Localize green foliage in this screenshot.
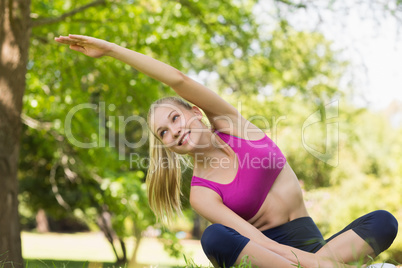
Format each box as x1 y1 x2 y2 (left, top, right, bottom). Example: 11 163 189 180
183 254 251 268
160 231 183 258
23 260 126 268
21 0 402 265
24 0 271 263
304 108 402 262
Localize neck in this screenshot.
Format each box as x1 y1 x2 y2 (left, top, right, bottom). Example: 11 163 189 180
189 131 233 171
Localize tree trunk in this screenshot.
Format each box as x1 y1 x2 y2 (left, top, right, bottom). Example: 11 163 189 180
128 225 142 268
35 209 49 233
0 0 31 266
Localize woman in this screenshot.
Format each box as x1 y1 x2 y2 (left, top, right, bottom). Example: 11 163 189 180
55 34 398 267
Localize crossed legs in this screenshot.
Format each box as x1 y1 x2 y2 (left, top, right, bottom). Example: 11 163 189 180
315 229 374 263
201 210 398 267
316 210 398 263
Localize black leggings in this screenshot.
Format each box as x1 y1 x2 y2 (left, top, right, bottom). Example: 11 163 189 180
200 210 398 267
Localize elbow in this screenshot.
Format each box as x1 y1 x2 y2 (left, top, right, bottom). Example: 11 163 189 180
169 70 187 89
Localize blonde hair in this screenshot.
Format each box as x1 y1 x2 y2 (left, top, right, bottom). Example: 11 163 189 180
146 97 192 223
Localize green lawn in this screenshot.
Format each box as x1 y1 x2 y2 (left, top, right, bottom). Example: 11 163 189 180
21 232 210 267
24 260 107 268
19 232 402 268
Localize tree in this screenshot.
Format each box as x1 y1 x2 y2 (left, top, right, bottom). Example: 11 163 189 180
2 1 346 266
0 0 31 266
20 0 263 264
4 0 401 266
0 0 105 266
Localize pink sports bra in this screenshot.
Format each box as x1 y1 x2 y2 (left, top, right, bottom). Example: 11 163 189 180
191 130 287 221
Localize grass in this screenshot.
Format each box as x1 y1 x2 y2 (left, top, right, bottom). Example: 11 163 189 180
0 255 400 268
183 255 250 268
23 260 122 268
182 255 402 268
182 253 402 268
2 253 268 268
0 232 398 267
21 231 208 267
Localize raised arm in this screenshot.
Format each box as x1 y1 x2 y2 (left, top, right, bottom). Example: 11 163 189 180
190 186 352 268
55 35 239 122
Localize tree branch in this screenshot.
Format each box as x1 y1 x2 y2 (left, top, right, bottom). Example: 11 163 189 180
274 0 307 9
49 160 71 211
21 113 53 130
30 0 106 28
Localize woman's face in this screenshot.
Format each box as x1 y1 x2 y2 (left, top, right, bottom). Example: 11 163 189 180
150 103 206 154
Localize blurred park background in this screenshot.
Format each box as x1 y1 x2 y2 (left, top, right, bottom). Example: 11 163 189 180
1 0 402 267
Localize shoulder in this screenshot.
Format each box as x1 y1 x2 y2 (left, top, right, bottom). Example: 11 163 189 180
211 116 266 141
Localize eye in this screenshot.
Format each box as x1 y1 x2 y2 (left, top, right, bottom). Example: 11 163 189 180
173 115 179 122
160 130 166 138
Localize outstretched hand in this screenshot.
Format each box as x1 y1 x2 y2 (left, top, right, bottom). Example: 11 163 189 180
54 34 114 58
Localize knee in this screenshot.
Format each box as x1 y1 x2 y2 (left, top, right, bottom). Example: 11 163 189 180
372 210 398 239
201 224 228 255
369 210 398 253
200 223 249 265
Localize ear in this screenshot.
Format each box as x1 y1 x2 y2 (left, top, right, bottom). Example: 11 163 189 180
191 106 203 120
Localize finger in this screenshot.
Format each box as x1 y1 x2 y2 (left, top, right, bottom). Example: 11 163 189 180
54 36 68 42
55 36 76 44
69 44 86 53
55 39 74 45
54 37 63 43
68 34 90 43
68 34 85 39
56 37 87 48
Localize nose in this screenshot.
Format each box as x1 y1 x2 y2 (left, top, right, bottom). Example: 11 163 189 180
172 127 181 138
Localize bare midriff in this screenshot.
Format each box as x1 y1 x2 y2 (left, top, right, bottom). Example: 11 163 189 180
248 162 309 231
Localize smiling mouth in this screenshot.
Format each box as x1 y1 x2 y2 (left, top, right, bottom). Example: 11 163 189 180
178 131 191 146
